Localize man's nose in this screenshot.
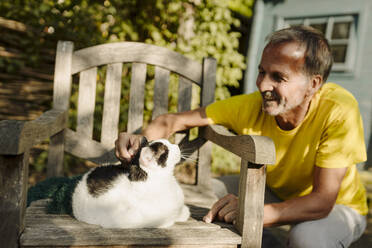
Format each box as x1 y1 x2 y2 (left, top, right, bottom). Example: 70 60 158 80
256 74 274 92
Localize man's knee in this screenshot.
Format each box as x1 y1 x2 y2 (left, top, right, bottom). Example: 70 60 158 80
288 221 335 248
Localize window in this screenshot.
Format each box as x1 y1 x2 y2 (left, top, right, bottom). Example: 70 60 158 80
279 15 357 72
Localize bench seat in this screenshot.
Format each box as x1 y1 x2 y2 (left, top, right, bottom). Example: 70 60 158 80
21 191 242 247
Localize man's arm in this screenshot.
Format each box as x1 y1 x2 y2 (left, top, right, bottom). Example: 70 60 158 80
143 107 210 140
204 166 347 226
115 107 210 161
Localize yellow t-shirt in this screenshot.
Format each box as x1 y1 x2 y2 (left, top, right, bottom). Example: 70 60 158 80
206 83 368 215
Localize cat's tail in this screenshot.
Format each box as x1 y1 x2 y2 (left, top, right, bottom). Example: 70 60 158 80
27 175 82 215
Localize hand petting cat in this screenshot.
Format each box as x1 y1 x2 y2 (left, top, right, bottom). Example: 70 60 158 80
115 133 145 162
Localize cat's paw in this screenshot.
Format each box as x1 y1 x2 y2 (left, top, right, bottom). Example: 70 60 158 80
177 205 190 222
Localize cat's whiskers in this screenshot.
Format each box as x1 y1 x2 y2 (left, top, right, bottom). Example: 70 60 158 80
180 153 197 163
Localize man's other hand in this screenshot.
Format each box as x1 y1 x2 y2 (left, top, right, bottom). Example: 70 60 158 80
203 194 238 224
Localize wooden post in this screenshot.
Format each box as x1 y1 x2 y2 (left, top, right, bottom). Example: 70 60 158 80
0 152 30 248
47 41 74 177
235 160 266 248
196 57 217 188
47 130 65 178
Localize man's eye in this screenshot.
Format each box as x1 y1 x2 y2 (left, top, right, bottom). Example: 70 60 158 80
273 74 284 82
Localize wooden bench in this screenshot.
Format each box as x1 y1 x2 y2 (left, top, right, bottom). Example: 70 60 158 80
0 41 275 248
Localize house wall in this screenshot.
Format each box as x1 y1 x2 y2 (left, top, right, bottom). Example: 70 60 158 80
244 0 372 165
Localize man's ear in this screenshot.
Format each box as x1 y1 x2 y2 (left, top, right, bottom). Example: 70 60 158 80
309 74 322 94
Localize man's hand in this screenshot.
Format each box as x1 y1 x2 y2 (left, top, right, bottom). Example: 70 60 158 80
115 132 144 162
203 194 238 224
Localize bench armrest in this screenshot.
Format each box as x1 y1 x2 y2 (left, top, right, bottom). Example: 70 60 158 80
200 125 275 165
0 109 68 155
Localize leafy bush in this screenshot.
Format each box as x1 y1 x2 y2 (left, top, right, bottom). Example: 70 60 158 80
1 0 253 176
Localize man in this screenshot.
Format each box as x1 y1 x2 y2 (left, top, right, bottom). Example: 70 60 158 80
115 26 367 247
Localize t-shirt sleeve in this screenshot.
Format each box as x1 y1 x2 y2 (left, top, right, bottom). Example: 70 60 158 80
316 101 367 168
205 92 261 134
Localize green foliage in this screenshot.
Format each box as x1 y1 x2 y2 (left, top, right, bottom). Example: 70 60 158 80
211 145 241 176
0 0 252 175
228 0 255 17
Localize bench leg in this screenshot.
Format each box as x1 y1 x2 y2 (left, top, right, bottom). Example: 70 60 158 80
0 152 29 248
235 160 266 248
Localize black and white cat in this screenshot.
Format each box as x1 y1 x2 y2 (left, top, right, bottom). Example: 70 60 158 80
72 139 190 228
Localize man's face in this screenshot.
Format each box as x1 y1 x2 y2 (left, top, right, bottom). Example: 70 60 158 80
256 42 312 116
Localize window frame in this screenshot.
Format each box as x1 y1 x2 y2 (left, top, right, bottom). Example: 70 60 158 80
277 15 357 73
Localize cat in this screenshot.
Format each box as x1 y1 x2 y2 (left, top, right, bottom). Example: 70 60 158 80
71 138 190 228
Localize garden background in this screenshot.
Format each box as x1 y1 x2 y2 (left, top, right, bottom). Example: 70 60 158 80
0 0 255 184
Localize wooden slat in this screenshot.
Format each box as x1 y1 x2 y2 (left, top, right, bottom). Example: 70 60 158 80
52 41 74 110
193 57 217 189
175 76 193 146
200 57 216 107
76 67 97 138
0 151 29 248
152 66 170 120
196 142 213 188
178 76 192 113
0 109 68 155
65 129 118 165
21 200 241 247
235 162 266 248
101 63 123 146
47 130 65 177
48 41 73 178
71 42 203 85
21 227 240 247
22 244 236 248
127 63 146 134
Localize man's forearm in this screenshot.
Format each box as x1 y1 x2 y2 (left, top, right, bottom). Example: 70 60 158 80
263 192 334 227
142 107 210 141
142 114 177 140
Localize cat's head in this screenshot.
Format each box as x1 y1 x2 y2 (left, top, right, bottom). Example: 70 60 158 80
138 139 181 173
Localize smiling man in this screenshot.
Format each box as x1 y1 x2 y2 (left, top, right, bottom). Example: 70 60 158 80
115 26 368 248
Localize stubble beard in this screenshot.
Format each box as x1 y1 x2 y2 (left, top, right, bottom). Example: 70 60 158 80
261 91 304 116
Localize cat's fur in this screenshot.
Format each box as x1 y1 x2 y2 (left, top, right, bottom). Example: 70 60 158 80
72 139 190 228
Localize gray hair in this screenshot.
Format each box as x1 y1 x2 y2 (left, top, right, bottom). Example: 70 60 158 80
266 26 333 83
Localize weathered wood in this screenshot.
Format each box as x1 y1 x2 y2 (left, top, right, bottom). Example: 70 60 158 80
48 41 73 178
175 76 193 146
201 125 276 165
196 142 213 188
52 41 74 110
152 66 170 119
178 76 193 113
21 228 240 247
193 57 217 189
181 184 218 209
64 129 118 165
0 109 68 155
76 67 97 138
101 63 123 146
200 57 216 107
0 151 29 248
235 161 266 248
127 63 146 134
21 199 240 247
47 130 65 177
22 245 236 248
71 42 202 85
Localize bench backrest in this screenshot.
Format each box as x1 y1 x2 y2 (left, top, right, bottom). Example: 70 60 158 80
47 41 216 188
